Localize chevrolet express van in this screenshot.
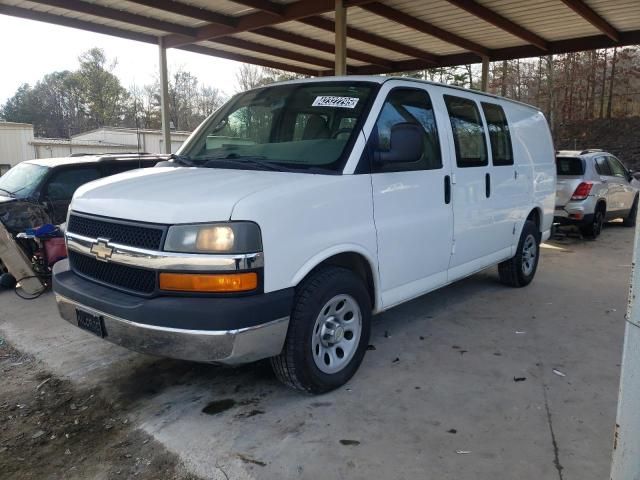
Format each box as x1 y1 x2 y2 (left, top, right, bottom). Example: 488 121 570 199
53 77 555 393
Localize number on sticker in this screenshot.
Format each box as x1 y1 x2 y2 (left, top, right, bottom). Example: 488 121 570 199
312 96 359 109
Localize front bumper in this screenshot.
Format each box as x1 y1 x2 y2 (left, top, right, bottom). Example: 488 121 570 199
52 260 293 364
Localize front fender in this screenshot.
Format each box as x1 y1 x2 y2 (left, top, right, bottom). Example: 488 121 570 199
290 243 381 310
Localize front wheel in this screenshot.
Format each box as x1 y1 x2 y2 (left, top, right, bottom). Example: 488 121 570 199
498 220 540 288
270 266 371 394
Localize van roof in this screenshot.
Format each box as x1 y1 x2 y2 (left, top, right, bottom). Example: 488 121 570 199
245 75 542 113
24 153 169 169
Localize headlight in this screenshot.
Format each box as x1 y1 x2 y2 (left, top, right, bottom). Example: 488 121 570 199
164 222 262 254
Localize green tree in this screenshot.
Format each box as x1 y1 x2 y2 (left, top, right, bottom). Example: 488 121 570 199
76 48 129 128
0 84 36 124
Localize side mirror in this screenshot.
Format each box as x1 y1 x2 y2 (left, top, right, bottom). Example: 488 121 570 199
374 123 423 164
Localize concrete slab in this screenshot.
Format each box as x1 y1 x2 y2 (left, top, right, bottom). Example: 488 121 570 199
0 224 632 480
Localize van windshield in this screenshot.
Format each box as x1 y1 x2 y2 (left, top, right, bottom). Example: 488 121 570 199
179 82 377 173
556 157 585 176
0 163 49 198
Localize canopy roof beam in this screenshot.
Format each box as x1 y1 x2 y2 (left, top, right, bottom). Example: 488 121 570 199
360 2 489 57
211 36 336 69
120 0 237 28
559 0 620 42
299 16 438 64
443 0 549 51
254 27 393 68
164 0 377 48
27 0 198 38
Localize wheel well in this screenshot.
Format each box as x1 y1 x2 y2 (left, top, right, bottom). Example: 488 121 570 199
313 252 376 308
527 208 541 232
596 199 607 213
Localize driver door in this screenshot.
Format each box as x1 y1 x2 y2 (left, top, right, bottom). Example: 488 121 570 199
369 85 454 308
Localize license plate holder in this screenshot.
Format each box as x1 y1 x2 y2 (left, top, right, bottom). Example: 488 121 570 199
76 309 106 338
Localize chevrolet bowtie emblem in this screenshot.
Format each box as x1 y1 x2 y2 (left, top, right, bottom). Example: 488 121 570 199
90 239 114 262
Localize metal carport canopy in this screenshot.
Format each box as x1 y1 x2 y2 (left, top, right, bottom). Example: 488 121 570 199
1 0 639 77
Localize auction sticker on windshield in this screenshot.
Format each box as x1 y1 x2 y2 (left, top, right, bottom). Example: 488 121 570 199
312 96 359 108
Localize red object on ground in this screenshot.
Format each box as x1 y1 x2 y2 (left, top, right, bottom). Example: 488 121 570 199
43 237 67 267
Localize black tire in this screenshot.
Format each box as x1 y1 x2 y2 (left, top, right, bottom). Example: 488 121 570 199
270 266 371 394
623 196 638 227
498 220 540 288
580 206 605 239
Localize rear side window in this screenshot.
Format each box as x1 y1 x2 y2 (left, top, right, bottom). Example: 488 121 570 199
444 95 488 168
556 157 585 176
594 156 612 175
45 167 101 201
372 88 442 172
481 102 513 166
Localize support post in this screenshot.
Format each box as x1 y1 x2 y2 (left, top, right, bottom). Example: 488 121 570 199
611 220 640 479
334 0 347 76
158 36 171 154
481 55 490 92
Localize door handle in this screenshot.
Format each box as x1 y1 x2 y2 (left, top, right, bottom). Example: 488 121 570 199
444 175 451 204
485 173 491 198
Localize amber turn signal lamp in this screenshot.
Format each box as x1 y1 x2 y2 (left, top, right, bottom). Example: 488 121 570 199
159 272 258 293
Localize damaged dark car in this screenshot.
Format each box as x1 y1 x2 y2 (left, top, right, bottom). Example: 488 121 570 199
0 154 165 233
0 154 165 275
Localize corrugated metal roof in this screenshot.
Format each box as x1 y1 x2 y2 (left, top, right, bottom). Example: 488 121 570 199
1 0 639 76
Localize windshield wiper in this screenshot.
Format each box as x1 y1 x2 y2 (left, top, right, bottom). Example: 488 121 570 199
0 187 15 197
169 153 198 167
201 155 295 172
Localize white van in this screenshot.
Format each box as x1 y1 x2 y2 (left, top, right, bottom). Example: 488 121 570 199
53 77 555 393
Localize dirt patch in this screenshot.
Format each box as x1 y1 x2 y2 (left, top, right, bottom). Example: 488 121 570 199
0 338 200 480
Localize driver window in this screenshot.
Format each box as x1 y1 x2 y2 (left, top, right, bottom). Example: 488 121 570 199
608 156 627 178
372 88 442 173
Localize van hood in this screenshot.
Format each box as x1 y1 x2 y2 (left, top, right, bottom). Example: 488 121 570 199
71 167 330 224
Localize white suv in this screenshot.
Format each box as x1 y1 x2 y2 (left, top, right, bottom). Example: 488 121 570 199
555 150 639 238
52 77 555 393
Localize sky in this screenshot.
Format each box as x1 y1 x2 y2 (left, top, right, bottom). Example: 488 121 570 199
0 15 242 105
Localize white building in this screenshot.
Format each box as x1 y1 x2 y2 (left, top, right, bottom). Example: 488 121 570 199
0 122 35 175
72 127 191 155
0 123 190 173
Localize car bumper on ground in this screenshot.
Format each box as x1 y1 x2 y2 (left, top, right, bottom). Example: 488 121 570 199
554 197 598 226
554 207 594 226
52 259 293 364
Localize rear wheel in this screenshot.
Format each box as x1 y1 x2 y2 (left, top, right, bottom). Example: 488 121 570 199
270 266 371 394
581 207 604 239
498 220 540 288
623 196 638 227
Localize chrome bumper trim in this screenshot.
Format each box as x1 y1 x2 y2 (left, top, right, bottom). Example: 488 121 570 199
55 294 288 364
65 232 263 271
